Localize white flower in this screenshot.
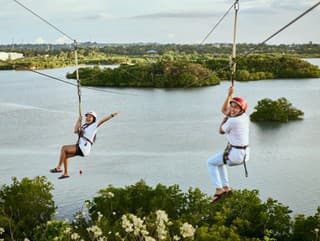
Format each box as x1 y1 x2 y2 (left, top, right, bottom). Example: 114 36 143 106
64 227 71 234
24 239 30 241
84 201 90 208
112 211 116 215
121 215 133 233
156 210 169 223
71 233 80 240
315 228 319 233
97 211 103 221
0 227 4 235
87 225 103 238
180 222 195 238
173 235 181 241
97 237 108 241
106 192 114 198
155 210 169 240
145 236 156 241
121 214 148 237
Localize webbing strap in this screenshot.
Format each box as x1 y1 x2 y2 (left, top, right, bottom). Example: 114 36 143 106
74 40 82 124
230 0 239 87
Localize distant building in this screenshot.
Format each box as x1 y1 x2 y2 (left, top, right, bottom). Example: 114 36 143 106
146 50 158 54
0 52 24 61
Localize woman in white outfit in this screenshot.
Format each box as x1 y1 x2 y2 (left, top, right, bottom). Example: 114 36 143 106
50 111 120 179
207 86 250 202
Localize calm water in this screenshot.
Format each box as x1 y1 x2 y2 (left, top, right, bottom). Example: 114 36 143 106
0 59 319 219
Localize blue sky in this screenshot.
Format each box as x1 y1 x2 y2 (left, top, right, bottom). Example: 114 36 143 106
1 0 319 44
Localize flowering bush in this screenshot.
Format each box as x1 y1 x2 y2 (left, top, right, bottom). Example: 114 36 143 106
1 178 320 241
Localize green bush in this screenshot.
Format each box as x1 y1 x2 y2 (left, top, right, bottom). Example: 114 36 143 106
0 178 319 240
67 61 220 88
0 176 56 240
250 97 304 122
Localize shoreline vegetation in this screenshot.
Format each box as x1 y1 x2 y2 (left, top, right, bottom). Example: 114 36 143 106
66 55 320 88
0 177 319 241
1 43 320 88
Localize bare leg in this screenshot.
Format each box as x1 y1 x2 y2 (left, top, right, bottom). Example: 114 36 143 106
56 144 77 176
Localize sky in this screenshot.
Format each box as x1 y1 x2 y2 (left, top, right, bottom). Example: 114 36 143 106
1 0 319 45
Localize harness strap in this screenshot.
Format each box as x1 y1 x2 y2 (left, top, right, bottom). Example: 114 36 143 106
81 136 93 145
223 143 249 177
231 144 248 149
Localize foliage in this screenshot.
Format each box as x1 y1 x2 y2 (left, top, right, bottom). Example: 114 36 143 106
0 176 56 240
32 220 72 241
2 43 320 57
291 207 320 241
204 55 320 81
0 178 319 241
66 61 220 88
250 97 304 122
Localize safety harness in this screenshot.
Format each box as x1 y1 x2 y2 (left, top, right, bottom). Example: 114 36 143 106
223 143 248 177
77 123 94 145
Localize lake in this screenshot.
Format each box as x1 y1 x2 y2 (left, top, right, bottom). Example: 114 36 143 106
0 59 319 219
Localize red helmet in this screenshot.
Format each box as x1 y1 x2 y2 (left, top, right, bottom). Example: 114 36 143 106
230 97 248 112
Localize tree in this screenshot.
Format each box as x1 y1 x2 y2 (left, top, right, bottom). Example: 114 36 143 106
250 97 304 122
0 176 56 240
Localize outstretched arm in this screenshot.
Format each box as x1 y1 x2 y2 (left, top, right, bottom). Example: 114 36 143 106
221 86 234 116
73 116 82 134
97 112 120 128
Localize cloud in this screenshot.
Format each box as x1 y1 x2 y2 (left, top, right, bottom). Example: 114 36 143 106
35 37 46 44
130 10 221 20
55 36 70 44
85 13 114 21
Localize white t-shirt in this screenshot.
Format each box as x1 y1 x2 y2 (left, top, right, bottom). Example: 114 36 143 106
78 122 99 156
221 113 250 165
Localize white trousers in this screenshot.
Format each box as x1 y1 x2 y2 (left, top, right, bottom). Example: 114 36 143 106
207 152 229 189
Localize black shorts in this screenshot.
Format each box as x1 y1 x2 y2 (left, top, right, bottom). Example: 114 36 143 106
75 144 84 157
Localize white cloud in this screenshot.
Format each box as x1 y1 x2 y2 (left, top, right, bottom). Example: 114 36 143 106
131 10 220 19
55 36 70 44
85 13 114 21
35 37 46 44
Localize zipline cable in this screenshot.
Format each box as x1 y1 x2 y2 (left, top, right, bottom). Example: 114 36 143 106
235 0 320 63
12 0 75 42
12 0 86 119
74 40 82 122
28 69 138 96
200 1 235 45
200 0 320 83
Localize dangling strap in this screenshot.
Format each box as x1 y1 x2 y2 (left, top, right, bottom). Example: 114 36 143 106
243 154 248 178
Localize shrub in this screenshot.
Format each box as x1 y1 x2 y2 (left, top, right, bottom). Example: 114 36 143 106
250 97 304 122
0 176 56 240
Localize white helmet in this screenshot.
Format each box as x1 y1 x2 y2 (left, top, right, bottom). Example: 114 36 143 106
85 111 97 119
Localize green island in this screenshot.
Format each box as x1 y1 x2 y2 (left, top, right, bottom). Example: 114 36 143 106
1 177 319 241
250 97 304 122
1 43 320 88
65 55 320 88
